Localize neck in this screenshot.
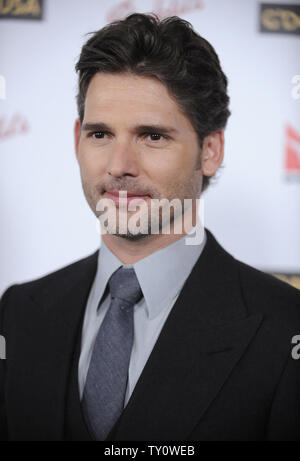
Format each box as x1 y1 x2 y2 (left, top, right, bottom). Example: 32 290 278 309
102 232 185 265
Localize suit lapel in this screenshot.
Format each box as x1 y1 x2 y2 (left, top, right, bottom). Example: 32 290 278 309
107 230 264 440
9 251 99 440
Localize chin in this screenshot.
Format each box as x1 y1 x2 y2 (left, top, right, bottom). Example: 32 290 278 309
113 232 149 242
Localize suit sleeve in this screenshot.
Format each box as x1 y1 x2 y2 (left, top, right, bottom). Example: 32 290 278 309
0 286 15 441
265 346 300 441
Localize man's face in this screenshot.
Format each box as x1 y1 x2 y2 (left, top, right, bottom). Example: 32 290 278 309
75 72 203 239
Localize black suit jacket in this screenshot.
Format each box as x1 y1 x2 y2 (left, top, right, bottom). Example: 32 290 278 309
1 229 300 441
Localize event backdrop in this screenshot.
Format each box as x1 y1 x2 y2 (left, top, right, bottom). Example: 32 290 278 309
0 0 299 295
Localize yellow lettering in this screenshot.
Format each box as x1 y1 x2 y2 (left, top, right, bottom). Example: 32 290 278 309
14 0 41 16
0 0 15 15
0 0 41 16
280 10 300 31
275 274 300 290
262 8 300 32
29 0 41 15
261 9 281 31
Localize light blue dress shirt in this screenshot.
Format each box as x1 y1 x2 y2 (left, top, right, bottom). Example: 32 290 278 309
78 228 207 407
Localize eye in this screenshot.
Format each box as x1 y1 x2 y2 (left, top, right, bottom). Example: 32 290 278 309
145 133 168 142
90 131 107 139
149 133 162 141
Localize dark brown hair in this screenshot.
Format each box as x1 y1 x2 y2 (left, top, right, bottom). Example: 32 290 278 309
75 13 230 191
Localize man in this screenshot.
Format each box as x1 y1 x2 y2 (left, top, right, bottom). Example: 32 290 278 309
1 13 300 441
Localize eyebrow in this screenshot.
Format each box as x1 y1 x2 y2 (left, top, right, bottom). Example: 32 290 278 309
81 122 178 136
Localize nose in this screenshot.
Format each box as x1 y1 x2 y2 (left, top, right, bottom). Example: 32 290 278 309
106 140 139 178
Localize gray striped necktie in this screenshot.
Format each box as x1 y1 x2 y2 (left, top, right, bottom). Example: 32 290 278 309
82 266 143 441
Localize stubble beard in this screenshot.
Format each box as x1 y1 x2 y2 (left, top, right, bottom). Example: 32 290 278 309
81 169 202 241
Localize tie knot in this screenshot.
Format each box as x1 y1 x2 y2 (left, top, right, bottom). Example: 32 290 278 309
108 267 143 306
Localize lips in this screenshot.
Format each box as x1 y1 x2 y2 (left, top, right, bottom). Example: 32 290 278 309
103 189 150 205
106 189 148 197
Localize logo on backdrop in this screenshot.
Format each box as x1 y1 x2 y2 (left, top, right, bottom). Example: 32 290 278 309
284 125 300 180
292 75 300 100
0 74 5 100
106 0 204 22
274 274 300 290
0 114 30 141
259 3 300 35
0 0 43 20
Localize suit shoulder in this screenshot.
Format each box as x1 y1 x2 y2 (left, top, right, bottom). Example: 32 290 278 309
205 229 300 306
1 250 99 300
235 258 300 318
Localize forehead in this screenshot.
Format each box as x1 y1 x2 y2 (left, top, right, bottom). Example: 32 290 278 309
84 72 188 127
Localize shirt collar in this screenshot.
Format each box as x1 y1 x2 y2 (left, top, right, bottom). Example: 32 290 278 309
93 226 207 320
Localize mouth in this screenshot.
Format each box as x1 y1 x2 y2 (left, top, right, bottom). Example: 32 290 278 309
103 189 151 206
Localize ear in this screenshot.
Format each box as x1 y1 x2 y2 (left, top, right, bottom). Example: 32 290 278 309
201 130 224 177
74 118 81 161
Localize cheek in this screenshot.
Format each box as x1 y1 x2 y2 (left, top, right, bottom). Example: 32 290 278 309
78 143 107 178
143 148 196 184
